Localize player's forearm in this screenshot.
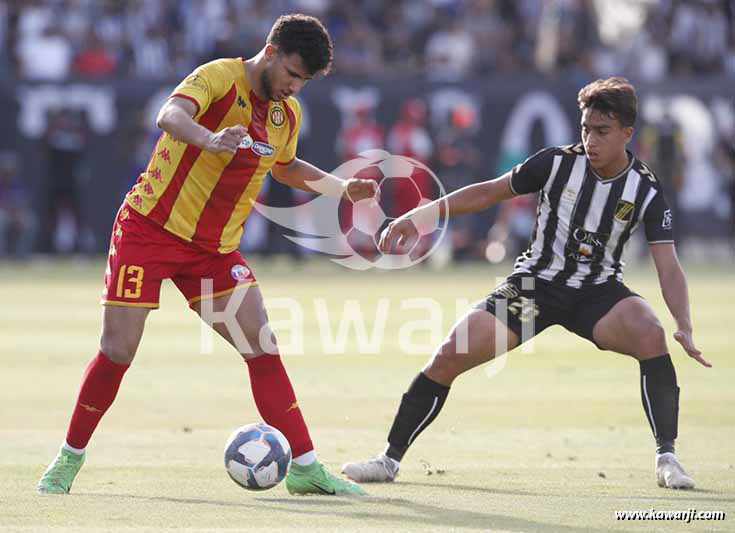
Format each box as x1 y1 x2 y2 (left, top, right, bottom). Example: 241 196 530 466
156 106 213 150
659 266 693 331
415 176 512 220
272 158 346 195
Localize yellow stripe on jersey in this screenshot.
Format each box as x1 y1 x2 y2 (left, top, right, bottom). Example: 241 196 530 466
164 99 255 241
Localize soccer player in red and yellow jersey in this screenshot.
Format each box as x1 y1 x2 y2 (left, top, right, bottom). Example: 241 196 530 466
38 15 376 496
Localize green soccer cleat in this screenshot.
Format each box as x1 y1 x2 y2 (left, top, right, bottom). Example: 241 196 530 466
37 448 85 494
286 461 368 496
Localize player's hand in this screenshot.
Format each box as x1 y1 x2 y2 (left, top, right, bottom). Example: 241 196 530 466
346 178 380 203
206 125 248 154
673 329 711 367
379 218 418 254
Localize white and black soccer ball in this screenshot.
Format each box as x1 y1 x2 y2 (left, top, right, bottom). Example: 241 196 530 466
224 423 291 491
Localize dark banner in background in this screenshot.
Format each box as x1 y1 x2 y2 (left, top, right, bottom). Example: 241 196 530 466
0 77 732 253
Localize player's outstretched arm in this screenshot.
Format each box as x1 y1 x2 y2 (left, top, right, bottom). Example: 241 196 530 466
379 174 514 253
156 97 248 154
271 157 378 202
650 243 711 368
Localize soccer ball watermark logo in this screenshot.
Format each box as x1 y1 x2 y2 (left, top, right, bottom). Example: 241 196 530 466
254 150 448 270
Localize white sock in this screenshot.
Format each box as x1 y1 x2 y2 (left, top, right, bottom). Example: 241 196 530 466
62 442 85 455
292 450 317 466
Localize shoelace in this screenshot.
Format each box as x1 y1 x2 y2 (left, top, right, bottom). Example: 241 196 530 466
376 456 396 475
42 456 79 487
322 465 356 487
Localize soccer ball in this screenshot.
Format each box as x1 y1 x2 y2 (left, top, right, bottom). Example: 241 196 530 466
337 150 447 269
224 423 291 491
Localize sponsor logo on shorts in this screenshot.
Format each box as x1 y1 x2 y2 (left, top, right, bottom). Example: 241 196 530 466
492 282 520 300
251 141 275 157
230 264 251 281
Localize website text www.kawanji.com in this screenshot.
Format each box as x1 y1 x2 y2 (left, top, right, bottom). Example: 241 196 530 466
615 509 726 523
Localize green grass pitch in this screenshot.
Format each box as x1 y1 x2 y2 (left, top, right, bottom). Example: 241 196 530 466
1 258 733 532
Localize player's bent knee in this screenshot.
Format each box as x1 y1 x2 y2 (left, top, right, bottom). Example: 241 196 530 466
99 340 137 365
425 342 464 383
100 331 139 365
630 318 667 358
643 322 667 355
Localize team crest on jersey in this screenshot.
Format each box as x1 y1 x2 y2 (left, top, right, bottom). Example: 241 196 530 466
230 264 251 281
614 200 634 223
251 141 275 157
238 134 253 149
270 106 286 128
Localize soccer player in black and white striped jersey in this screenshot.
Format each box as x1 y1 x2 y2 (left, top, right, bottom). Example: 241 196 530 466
342 77 711 489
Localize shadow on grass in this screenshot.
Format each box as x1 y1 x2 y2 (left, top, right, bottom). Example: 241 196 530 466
399 480 542 497
611 488 735 504
84 491 623 532
254 494 624 532
78 493 252 508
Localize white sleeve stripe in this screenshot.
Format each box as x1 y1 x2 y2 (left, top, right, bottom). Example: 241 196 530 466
508 174 520 195
639 187 658 219
648 240 674 244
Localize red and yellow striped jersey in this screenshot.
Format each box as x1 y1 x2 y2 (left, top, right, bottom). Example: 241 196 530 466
125 58 301 254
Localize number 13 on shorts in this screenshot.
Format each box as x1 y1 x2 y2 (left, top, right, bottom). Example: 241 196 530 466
116 265 145 299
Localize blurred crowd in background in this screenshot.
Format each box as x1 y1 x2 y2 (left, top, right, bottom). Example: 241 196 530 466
0 0 733 261
1 0 733 81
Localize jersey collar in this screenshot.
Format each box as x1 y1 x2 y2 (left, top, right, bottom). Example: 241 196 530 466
587 150 635 184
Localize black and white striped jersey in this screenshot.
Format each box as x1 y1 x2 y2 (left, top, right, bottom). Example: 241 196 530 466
509 143 674 288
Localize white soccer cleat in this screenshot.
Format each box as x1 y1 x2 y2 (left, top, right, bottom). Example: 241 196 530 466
656 452 695 489
342 454 399 483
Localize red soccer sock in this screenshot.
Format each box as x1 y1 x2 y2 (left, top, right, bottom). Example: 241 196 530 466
246 354 314 458
65 351 130 449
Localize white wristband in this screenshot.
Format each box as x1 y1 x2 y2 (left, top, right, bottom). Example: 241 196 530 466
305 175 348 197
409 201 441 234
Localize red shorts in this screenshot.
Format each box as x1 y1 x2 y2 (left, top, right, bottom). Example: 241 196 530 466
101 205 257 309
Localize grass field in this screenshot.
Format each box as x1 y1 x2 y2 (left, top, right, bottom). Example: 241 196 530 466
1 257 734 532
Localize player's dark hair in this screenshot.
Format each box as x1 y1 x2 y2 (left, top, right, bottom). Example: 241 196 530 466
577 77 637 128
267 14 333 76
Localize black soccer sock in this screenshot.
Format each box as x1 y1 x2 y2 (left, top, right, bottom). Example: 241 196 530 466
385 372 450 462
639 354 679 455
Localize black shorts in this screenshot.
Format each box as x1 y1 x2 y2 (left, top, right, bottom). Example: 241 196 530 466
475 275 639 348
